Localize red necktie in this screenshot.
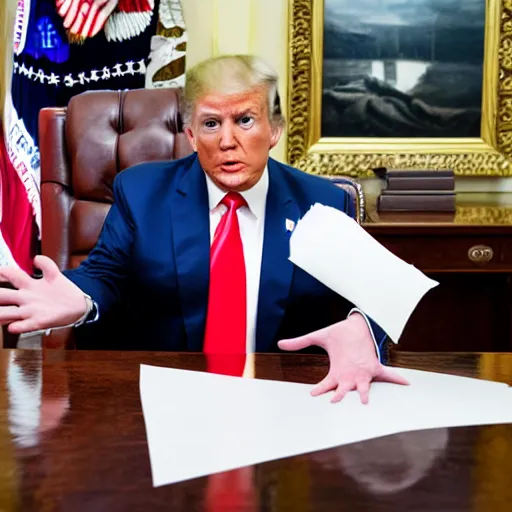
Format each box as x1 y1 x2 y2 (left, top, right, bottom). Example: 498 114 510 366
204 192 247 376
205 467 256 512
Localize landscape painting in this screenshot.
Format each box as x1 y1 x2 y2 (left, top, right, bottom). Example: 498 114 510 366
321 0 486 138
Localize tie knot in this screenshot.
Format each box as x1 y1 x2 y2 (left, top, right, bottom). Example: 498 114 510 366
221 192 247 211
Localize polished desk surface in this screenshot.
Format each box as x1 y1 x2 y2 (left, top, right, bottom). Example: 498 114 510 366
1 350 512 511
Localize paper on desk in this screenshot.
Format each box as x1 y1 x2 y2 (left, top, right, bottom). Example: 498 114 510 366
289 203 439 342
140 364 512 487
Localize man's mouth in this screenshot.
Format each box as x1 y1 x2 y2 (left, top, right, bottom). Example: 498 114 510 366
220 161 245 172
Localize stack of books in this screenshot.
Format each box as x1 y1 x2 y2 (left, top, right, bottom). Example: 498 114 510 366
374 169 455 212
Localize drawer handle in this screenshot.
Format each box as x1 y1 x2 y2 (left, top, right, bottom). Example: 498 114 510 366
468 245 494 264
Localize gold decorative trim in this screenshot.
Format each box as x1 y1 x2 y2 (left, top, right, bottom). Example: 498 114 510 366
455 205 512 224
288 0 512 177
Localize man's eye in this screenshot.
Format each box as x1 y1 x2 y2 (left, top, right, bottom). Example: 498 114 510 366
239 116 254 127
204 120 218 128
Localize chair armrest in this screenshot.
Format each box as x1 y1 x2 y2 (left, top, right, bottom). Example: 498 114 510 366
327 176 366 223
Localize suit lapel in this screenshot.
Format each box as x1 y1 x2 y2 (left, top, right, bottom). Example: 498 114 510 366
256 159 300 352
171 155 210 351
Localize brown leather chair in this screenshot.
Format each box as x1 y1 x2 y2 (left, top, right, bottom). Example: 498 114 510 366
39 88 193 348
38 87 365 349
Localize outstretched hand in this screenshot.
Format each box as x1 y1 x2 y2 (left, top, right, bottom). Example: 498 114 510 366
0 256 87 334
278 313 409 404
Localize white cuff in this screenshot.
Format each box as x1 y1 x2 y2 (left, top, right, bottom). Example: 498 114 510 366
347 307 381 362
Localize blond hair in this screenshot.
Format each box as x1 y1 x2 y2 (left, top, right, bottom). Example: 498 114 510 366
0 0 16 133
182 55 284 129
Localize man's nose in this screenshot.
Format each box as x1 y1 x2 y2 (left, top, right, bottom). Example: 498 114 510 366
219 123 237 150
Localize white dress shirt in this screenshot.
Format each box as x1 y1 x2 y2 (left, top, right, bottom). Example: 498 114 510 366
204 168 381 358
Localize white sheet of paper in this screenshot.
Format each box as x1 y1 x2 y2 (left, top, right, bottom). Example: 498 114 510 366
288 203 439 342
140 364 512 487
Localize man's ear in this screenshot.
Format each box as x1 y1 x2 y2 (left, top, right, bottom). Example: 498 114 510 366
269 124 284 150
185 127 198 152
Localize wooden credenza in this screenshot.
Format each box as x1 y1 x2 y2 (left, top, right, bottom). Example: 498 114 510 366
364 193 512 352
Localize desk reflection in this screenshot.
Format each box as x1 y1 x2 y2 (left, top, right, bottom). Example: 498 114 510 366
7 351 70 449
312 428 449 494
0 350 511 511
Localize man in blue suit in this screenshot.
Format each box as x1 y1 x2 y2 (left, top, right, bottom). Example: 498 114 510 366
0 55 407 403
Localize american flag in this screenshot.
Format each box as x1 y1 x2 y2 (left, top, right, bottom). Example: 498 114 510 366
55 0 155 41
1 0 186 273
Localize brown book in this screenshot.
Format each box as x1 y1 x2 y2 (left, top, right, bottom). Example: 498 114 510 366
386 176 455 191
378 193 456 212
373 167 453 179
387 169 454 179
381 189 454 196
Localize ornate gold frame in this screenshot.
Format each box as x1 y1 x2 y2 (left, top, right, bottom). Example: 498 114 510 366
287 0 512 177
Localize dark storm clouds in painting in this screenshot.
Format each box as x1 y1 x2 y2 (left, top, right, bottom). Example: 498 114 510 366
321 0 485 138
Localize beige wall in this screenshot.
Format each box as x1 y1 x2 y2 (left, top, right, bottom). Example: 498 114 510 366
182 0 289 162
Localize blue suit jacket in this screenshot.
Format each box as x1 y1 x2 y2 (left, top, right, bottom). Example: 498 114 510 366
65 154 387 356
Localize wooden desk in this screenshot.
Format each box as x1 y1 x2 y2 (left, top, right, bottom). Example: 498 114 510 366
1 349 512 511
365 193 512 352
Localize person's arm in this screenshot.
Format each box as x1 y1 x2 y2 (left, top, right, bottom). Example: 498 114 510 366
0 175 134 334
277 188 406 403
63 174 134 318
339 187 388 360
347 308 387 361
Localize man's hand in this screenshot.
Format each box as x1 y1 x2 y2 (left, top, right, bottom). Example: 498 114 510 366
278 313 409 404
0 256 88 334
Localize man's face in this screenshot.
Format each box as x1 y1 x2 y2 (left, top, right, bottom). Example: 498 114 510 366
185 86 282 191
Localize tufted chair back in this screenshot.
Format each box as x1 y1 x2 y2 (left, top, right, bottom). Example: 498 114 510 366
40 88 193 271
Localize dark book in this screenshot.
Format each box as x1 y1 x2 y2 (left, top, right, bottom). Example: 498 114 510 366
377 192 456 212
381 189 454 196
387 169 454 179
373 167 454 179
386 176 455 191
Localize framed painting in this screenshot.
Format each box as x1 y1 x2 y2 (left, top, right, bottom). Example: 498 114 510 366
287 0 512 176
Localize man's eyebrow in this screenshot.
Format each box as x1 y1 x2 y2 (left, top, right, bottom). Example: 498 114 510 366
196 106 260 120
232 107 260 118
197 110 220 120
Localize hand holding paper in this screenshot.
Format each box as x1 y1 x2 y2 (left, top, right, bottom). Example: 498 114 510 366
289 203 439 343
